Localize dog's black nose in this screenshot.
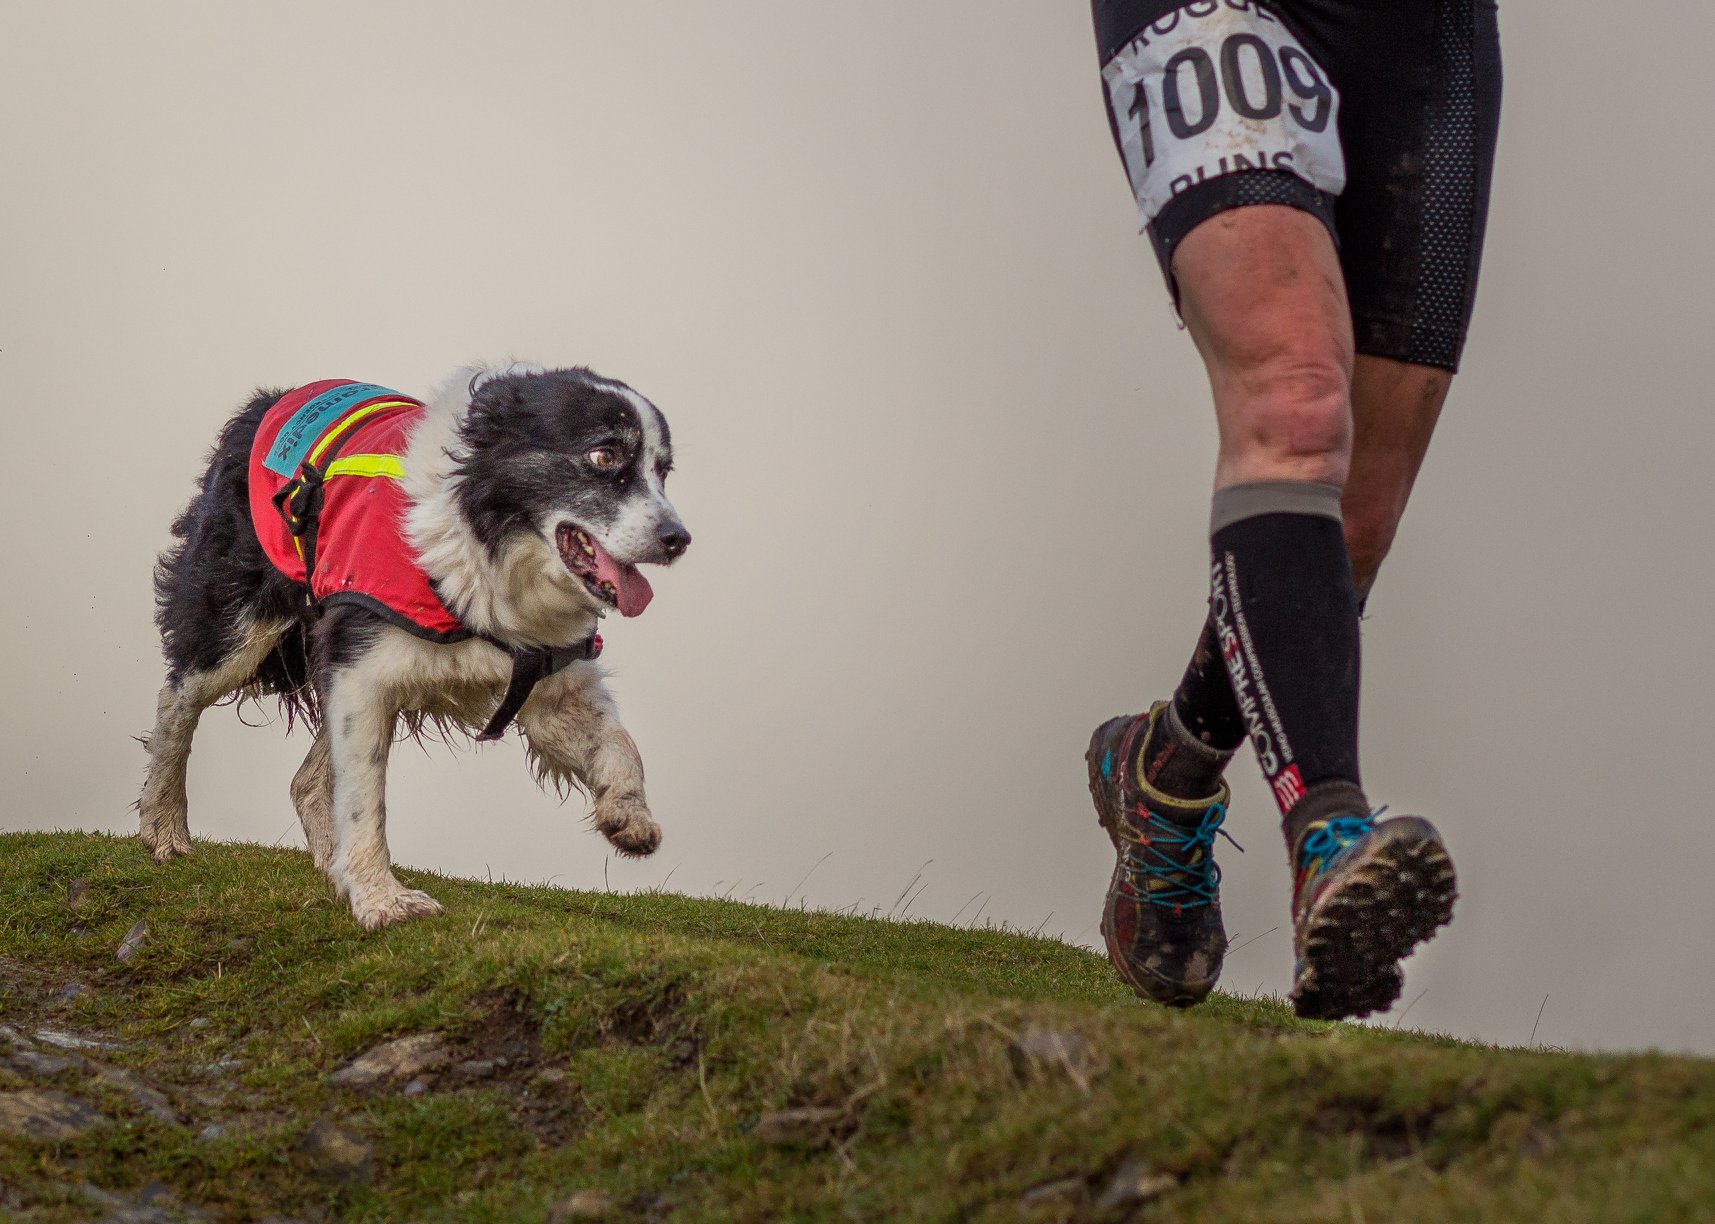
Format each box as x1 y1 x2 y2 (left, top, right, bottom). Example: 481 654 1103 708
658 523 691 560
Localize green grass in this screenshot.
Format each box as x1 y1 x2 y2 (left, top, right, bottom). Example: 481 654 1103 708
2 831 1712 1222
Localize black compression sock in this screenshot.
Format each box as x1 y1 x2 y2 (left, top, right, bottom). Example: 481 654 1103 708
1169 611 1248 752
1207 481 1366 824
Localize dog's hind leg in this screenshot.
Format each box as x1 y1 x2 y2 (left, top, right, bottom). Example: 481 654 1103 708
290 731 336 872
322 674 444 929
519 668 661 858
138 620 288 862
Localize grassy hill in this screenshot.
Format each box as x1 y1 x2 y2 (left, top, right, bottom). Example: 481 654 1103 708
1 832 1711 1222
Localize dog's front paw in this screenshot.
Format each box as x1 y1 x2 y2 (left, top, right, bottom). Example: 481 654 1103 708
593 795 661 857
350 888 445 930
137 816 192 863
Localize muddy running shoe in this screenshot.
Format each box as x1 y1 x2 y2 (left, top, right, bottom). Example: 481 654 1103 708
1289 799 1458 1021
1087 704 1235 1008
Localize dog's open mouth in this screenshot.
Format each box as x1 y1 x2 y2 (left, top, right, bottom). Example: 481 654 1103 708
556 523 654 618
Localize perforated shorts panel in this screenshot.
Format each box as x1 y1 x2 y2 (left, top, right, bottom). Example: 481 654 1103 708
1094 0 1503 371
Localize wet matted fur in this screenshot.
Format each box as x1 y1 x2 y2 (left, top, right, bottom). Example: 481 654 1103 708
139 363 689 929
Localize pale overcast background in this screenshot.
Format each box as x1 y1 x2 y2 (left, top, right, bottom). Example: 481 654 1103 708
3 2 1710 1056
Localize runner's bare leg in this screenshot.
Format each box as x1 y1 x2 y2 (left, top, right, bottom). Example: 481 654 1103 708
1343 357 1454 596
1172 207 1354 494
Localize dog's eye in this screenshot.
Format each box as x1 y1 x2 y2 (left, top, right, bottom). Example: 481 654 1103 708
587 448 621 470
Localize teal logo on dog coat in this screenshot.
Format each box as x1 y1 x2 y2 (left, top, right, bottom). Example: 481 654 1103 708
264 383 405 476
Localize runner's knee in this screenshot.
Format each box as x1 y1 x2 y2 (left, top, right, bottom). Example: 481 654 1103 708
1216 343 1352 487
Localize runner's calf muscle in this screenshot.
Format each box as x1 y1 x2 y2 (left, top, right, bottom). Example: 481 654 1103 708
1342 356 1454 590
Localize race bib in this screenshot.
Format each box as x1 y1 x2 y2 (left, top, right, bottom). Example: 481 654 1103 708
1102 0 1346 228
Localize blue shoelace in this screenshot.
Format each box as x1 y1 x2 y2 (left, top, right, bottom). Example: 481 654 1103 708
1295 810 1387 879
1121 802 1241 910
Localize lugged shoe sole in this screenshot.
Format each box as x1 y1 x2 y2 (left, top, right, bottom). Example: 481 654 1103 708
1291 817 1457 1021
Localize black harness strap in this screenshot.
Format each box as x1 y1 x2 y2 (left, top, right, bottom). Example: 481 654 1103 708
272 463 328 614
476 635 604 742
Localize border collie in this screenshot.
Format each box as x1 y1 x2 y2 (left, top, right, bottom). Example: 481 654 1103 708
138 363 689 929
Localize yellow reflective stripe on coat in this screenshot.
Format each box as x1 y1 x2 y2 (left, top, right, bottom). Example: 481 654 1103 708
306 400 416 467
323 453 405 480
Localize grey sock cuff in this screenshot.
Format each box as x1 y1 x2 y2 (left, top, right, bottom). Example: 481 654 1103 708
1161 701 1237 765
1210 480 1343 536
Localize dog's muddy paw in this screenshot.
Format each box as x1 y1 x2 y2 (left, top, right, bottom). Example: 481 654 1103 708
351 889 445 930
595 799 661 858
138 824 192 862
150 841 192 863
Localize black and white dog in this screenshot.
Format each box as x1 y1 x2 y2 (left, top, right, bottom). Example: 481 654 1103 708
139 363 688 928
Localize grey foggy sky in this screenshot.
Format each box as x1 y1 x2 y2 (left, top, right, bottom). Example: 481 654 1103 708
3 2 1713 1055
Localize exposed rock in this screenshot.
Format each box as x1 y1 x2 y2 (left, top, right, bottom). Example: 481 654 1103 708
548 1189 614 1220
403 1078 430 1097
8 1049 79 1077
74 1179 209 1224
201 1058 244 1076
89 1063 179 1124
197 1112 279 1143
0 1024 31 1048
1094 1162 1178 1212
1009 1026 1099 1088
73 1183 172 1224
117 919 149 964
754 1106 845 1147
58 981 92 1006
296 1118 373 1185
187 1018 211 1030
330 1033 448 1086
1020 1177 1085 1208
0 1089 109 1140
66 879 91 908
35 1028 119 1051
457 1058 497 1079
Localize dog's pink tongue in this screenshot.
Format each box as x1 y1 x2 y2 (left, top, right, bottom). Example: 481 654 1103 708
614 564 653 617
592 550 653 618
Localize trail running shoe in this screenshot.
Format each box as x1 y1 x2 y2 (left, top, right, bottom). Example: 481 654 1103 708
1289 805 1458 1021
1087 704 1234 1008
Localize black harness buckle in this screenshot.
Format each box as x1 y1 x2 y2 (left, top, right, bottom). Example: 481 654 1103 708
271 462 328 616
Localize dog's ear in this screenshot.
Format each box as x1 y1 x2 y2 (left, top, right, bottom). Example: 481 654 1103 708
468 361 546 402
461 381 523 451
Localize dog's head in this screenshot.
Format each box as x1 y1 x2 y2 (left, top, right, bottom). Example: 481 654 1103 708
452 366 689 619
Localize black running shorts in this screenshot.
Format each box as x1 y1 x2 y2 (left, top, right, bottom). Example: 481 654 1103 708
1093 0 1502 370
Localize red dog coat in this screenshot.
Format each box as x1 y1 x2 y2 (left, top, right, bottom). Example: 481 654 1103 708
248 379 469 641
